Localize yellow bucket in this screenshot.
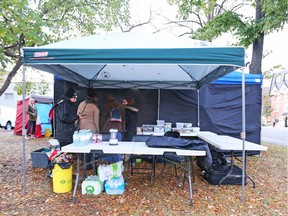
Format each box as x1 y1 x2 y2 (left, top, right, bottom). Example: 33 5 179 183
44 128 51 138
52 163 72 193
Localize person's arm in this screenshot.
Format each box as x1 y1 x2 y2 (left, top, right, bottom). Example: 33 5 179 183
120 105 126 131
58 101 78 123
93 106 100 133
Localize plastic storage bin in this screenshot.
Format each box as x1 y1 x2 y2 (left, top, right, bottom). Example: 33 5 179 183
31 148 50 168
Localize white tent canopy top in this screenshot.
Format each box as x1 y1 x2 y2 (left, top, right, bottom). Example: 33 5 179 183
23 32 245 89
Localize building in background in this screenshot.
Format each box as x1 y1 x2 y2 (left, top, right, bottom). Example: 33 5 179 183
0 81 54 130
269 69 288 126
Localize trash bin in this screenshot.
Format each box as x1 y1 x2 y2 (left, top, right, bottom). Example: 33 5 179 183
52 163 72 193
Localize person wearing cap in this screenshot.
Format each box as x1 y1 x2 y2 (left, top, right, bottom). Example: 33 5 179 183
54 87 79 149
25 98 37 139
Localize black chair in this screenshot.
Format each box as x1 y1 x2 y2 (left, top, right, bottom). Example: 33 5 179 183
157 131 194 188
129 135 155 185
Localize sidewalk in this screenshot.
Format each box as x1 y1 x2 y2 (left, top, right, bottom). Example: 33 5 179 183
261 126 288 146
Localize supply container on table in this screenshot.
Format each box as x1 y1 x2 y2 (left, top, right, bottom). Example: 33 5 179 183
176 122 184 128
164 122 172 132
52 162 72 193
154 125 164 133
192 127 200 132
156 120 165 125
142 124 154 132
183 123 193 128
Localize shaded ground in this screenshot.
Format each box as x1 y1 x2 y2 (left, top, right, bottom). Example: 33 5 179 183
0 130 287 215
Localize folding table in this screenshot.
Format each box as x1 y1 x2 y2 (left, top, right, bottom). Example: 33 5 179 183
62 141 206 206
197 134 268 186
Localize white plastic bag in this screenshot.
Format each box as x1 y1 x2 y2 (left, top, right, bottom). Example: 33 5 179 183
97 161 124 182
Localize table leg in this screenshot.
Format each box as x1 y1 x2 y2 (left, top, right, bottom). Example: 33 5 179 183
244 151 255 188
187 156 193 206
219 151 234 186
72 153 80 203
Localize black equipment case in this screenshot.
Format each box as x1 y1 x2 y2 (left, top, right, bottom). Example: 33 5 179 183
203 164 247 185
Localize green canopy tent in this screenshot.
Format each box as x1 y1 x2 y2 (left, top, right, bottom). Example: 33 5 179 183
22 32 248 201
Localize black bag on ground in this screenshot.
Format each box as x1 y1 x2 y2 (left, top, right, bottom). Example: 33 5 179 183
196 145 227 171
203 164 246 185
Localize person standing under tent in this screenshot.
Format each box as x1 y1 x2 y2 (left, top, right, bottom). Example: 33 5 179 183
25 98 37 139
101 94 125 163
54 87 79 149
102 95 125 140
77 88 100 167
122 97 139 141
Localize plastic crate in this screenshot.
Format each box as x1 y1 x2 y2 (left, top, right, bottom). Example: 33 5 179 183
31 148 50 168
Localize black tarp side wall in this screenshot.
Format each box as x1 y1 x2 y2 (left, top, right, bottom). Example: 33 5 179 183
54 80 261 144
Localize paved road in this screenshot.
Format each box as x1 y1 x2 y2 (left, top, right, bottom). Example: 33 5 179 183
261 126 288 146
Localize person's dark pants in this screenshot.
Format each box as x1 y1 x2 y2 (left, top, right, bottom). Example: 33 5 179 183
27 121 36 135
59 140 72 150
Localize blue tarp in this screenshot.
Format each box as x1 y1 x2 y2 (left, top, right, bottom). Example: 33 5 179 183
36 103 52 134
212 71 262 85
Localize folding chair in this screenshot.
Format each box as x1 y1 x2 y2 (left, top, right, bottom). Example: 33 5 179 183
129 135 155 185
156 131 194 188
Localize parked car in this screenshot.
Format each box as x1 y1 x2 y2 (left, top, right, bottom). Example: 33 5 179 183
0 106 16 130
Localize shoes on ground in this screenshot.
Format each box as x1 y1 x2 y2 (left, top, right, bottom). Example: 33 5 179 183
31 135 36 139
25 135 30 140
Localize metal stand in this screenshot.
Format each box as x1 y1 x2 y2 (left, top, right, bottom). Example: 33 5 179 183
219 151 255 187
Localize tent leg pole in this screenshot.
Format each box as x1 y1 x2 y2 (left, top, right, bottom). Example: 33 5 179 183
241 67 246 202
197 90 200 127
22 65 27 194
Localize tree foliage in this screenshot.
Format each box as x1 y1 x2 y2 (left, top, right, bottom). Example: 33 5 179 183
169 0 288 74
0 0 130 96
13 74 50 96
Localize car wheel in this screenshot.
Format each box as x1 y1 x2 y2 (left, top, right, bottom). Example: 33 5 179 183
6 122 12 130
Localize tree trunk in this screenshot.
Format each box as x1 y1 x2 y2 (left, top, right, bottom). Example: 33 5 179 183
249 32 264 74
249 0 264 74
0 57 22 96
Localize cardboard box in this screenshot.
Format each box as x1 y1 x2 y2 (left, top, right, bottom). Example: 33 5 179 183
82 176 103 195
31 148 50 168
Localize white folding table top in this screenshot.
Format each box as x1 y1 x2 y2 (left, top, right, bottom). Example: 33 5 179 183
197 134 268 151
62 141 206 156
141 131 216 137
133 142 206 156
62 141 135 154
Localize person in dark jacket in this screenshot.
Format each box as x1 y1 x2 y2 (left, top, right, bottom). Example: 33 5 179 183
122 97 139 141
25 98 37 139
54 87 79 149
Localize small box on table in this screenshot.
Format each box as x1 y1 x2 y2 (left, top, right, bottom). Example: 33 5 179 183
31 148 50 168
